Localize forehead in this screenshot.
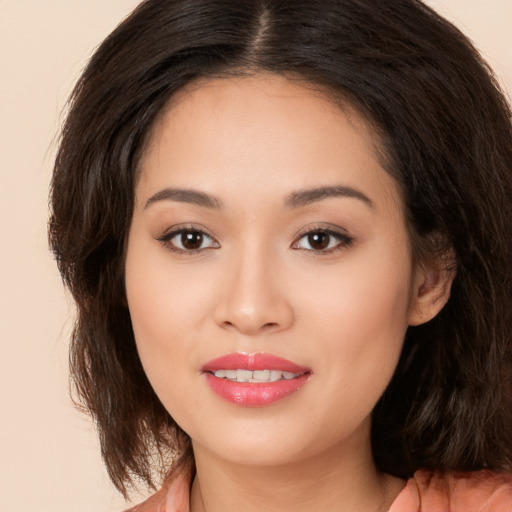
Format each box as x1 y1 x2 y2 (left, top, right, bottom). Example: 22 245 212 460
150 74 381 158
137 73 401 214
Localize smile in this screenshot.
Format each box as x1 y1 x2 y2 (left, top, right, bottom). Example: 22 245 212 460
211 369 302 382
202 353 311 406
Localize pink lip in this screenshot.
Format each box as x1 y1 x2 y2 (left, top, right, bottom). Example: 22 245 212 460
202 353 310 374
202 353 311 407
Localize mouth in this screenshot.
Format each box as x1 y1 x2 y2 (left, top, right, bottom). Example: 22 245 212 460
201 353 311 407
209 369 302 383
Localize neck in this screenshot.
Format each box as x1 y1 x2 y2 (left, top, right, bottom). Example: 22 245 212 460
190 438 405 512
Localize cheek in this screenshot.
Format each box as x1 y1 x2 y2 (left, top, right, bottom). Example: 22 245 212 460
125 236 182 376
125 270 204 427
125 224 214 339
297 246 413 403
124 234 221 413
127 266 210 338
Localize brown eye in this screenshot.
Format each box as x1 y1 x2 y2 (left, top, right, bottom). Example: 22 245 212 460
293 228 354 253
307 232 330 250
181 231 204 250
158 228 219 253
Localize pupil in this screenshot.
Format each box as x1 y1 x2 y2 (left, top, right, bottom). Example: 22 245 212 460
308 232 329 250
182 231 203 249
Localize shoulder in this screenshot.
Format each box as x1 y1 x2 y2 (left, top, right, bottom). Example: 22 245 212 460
390 469 512 512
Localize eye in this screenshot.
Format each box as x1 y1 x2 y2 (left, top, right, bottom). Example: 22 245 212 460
292 228 354 253
157 227 219 253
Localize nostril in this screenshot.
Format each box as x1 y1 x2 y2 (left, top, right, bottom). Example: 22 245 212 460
214 295 295 335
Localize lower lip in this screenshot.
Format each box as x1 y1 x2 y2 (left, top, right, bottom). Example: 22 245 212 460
204 373 310 407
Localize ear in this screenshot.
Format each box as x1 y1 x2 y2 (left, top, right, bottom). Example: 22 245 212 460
408 250 456 326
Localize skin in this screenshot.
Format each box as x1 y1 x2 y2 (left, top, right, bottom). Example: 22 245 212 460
125 74 452 512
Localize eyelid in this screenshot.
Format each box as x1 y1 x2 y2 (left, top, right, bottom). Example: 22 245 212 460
154 222 354 255
291 224 355 254
156 224 220 254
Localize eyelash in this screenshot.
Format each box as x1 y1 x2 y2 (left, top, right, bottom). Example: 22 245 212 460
291 226 354 254
156 225 354 255
156 226 219 254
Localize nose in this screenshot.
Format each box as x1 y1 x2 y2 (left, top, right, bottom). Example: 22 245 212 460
213 245 294 336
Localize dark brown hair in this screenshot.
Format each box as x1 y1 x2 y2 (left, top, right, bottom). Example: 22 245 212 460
49 0 512 497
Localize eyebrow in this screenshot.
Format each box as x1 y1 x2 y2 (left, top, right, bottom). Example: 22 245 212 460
144 184 373 211
144 187 223 210
285 185 373 209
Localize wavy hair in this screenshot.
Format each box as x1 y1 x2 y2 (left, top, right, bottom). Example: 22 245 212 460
49 0 512 496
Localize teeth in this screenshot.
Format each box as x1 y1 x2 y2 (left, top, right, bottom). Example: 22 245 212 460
253 370 270 380
213 369 301 383
270 370 282 382
236 369 252 382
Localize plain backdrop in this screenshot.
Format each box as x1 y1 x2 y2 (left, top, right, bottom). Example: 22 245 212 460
0 1 510 511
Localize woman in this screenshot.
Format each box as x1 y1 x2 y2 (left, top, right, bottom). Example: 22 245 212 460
49 1 512 510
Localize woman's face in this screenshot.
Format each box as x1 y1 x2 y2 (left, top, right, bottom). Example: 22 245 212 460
125 74 422 467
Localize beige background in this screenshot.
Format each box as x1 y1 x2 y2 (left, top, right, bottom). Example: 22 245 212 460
0 1 510 511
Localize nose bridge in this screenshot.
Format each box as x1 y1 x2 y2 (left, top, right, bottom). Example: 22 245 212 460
214 235 294 335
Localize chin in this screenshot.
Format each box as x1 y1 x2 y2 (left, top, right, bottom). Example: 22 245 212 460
196 435 310 467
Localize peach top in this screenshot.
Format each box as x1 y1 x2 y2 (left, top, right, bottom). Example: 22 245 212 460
127 469 512 512
390 470 512 512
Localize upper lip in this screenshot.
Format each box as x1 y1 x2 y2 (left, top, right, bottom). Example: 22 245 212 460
202 353 311 374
